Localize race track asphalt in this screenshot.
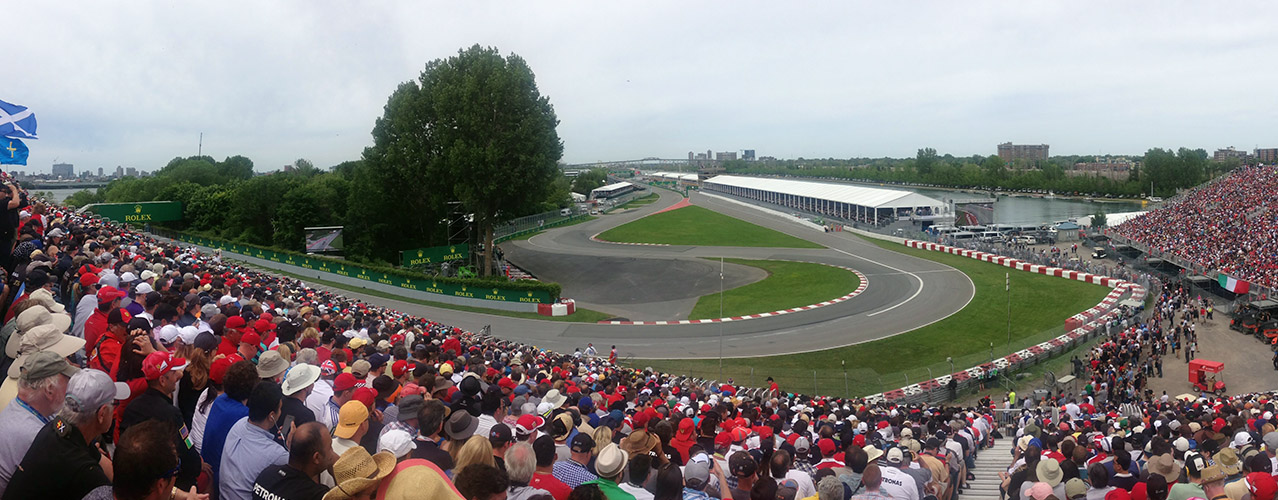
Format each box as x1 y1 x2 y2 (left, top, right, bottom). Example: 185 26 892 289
276 187 976 360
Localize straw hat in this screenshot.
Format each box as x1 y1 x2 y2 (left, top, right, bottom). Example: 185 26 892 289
323 447 395 500
376 460 464 500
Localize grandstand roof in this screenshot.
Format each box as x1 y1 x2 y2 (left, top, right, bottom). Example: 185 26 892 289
591 182 634 194
704 175 945 210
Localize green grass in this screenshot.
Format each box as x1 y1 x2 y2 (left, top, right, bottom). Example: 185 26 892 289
613 193 659 210
633 236 1111 397
236 262 614 323
688 259 859 319
595 205 823 248
502 216 598 242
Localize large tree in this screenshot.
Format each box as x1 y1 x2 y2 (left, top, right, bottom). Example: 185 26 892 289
361 45 563 275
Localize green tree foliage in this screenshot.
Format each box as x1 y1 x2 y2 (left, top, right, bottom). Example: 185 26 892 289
571 168 608 195
916 147 938 176
361 44 563 276
1092 210 1107 228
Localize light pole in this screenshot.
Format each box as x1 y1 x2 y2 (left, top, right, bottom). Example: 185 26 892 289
947 356 954 374
1006 272 1012 356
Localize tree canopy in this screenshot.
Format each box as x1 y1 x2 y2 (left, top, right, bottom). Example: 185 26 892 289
358 44 563 275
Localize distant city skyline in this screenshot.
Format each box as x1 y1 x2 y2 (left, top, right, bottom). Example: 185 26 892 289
8 2 1278 173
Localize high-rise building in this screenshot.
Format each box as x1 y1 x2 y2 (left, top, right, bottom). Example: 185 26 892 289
97 167 104 177
125 167 138 177
715 151 738 161
996 142 1049 163
1213 147 1249 162
688 151 694 161
1256 148 1278 164
51 163 74 178
743 150 756 161
114 166 124 178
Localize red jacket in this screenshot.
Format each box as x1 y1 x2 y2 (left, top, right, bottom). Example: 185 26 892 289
84 309 109 352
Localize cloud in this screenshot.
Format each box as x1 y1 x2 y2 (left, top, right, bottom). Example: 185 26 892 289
8 1 1278 172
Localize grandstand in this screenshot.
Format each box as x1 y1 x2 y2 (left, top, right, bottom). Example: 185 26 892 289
589 181 637 200
703 175 946 226
647 171 700 187
1114 164 1278 292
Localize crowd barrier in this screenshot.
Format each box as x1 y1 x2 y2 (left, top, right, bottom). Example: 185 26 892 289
860 239 1148 405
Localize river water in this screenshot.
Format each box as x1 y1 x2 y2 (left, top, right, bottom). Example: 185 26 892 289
31 187 90 203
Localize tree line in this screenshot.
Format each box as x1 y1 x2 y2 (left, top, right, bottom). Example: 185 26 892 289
66 45 569 274
722 147 1236 198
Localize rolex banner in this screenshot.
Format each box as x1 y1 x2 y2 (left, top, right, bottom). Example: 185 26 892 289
401 244 470 267
87 202 183 224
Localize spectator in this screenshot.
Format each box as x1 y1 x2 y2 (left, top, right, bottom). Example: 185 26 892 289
491 423 516 471
455 435 497 472
507 442 555 500
456 463 510 500
251 421 336 500
0 350 76 496
770 450 816 500
582 443 632 500
324 447 395 500
333 400 369 457
203 360 258 482
851 464 891 500
280 362 320 425
85 420 195 500
413 399 454 471
220 381 289 500
120 351 202 491
532 434 574 500
3 368 126 500
554 432 598 488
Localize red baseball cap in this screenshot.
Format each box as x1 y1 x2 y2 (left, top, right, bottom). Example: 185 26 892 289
333 373 359 392
254 319 275 332
79 273 100 287
818 438 836 455
225 316 247 330
142 351 188 381
97 286 126 302
391 360 410 378
715 432 734 449
515 414 545 436
498 377 516 390
240 331 261 347
352 387 376 409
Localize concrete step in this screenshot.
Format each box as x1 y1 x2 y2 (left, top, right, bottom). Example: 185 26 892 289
967 479 1002 486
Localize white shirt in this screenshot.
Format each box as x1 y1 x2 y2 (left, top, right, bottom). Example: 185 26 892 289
880 465 920 500
618 481 654 500
785 469 817 499
192 388 212 453
306 379 334 426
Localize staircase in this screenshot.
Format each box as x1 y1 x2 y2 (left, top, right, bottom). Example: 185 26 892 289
960 437 1012 500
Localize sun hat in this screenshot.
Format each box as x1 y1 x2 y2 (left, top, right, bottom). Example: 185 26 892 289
444 410 478 441
1147 453 1179 483
594 443 629 478
6 306 72 358
335 401 369 439
28 288 65 313
1199 464 1227 484
282 364 321 396
1064 478 1088 499
10 324 85 378
323 447 395 500
1037 455 1064 486
1216 447 1243 475
864 445 884 463
542 389 567 409
351 360 371 378
256 351 289 380
374 460 464 500
19 350 79 381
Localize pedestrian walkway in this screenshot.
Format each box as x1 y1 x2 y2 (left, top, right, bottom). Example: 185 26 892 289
961 437 1012 500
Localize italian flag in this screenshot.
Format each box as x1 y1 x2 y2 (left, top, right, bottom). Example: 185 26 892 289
1218 274 1250 294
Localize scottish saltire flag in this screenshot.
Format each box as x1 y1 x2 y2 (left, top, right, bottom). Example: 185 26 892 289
0 138 28 165
0 100 38 140
1218 273 1250 294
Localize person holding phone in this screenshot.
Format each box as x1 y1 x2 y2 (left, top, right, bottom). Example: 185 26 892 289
0 174 25 271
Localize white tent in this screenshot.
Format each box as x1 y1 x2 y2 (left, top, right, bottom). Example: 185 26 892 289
702 175 945 226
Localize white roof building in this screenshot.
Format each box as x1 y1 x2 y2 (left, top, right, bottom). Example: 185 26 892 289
702 175 946 225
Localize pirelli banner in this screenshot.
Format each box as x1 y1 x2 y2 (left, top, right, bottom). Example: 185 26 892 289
87 201 183 224
171 234 553 304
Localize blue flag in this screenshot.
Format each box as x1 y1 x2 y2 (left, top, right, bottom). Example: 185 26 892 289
0 138 27 165
0 99 37 139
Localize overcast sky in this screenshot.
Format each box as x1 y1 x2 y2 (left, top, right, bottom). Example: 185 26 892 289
9 2 1278 173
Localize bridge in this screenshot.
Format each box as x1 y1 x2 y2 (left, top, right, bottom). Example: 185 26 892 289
26 181 112 190
562 158 700 169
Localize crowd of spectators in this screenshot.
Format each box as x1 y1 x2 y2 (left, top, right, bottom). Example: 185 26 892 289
0 181 1273 500
1114 164 1278 291
0 193 1004 500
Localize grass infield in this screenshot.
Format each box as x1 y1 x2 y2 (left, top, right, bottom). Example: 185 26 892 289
595 205 822 248
634 236 1111 397
688 259 859 319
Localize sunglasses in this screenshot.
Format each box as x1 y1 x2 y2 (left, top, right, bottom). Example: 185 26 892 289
157 456 183 480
